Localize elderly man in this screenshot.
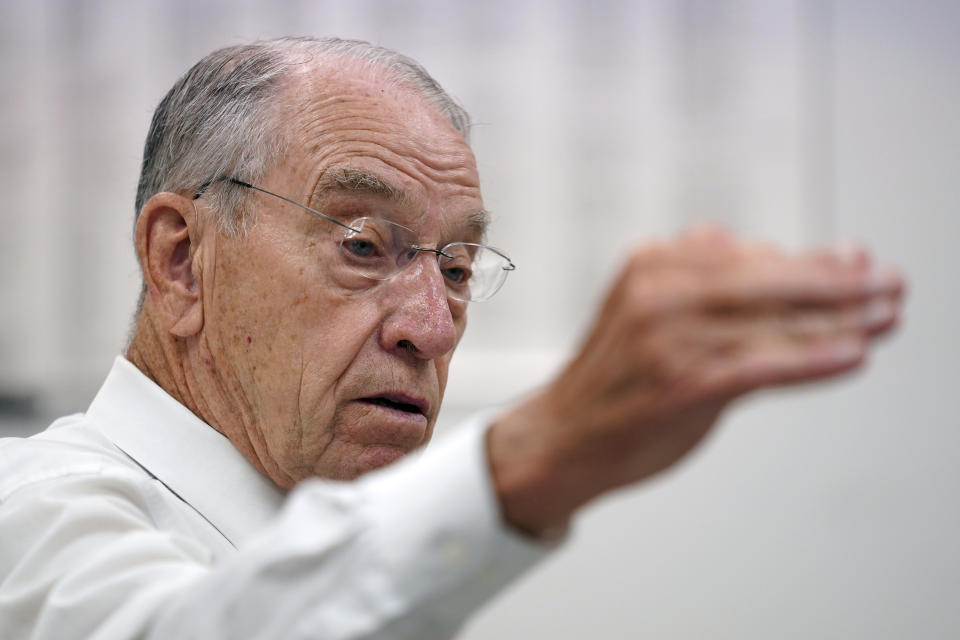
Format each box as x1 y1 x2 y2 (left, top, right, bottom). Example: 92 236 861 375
0 37 902 639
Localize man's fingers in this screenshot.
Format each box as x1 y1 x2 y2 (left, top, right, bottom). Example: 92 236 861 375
601 234 905 408
697 333 868 399
681 296 900 400
681 291 899 349
814 241 871 270
773 296 900 338
623 245 905 313
860 295 902 337
703 264 904 310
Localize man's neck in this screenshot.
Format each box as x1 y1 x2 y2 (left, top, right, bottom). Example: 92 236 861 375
126 312 196 412
126 310 282 487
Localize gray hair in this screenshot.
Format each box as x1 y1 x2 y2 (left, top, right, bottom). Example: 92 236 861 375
135 36 471 236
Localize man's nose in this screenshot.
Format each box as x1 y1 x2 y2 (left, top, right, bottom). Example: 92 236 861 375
379 254 458 360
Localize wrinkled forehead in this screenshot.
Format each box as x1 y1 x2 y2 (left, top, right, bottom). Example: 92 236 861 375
280 57 476 166
275 59 486 238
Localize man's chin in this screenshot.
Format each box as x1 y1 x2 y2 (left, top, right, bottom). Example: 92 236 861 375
350 445 412 476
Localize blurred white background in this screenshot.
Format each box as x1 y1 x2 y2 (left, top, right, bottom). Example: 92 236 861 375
1 0 957 637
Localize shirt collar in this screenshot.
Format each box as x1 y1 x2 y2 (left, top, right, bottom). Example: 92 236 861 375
87 356 286 548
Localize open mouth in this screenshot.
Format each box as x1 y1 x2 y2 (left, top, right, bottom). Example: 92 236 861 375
363 396 423 415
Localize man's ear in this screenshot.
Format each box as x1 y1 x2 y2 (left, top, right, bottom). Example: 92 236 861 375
135 192 205 337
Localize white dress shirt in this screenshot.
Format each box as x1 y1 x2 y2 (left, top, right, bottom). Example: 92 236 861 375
0 357 549 639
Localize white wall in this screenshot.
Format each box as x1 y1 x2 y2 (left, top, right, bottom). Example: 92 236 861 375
1 1 957 637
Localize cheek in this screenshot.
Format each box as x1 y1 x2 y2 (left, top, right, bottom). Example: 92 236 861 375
428 303 465 380
235 293 385 478
208 242 377 417
289 296 384 409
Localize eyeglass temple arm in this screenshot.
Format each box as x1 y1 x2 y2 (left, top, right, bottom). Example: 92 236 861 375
193 177 361 233
485 246 516 271
193 177 515 272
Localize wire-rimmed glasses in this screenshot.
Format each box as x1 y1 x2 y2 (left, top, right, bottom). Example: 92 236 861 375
194 177 515 302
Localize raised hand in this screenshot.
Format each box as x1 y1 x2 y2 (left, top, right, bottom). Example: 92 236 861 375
487 227 905 535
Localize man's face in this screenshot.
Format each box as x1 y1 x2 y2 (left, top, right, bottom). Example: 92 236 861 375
196 64 484 488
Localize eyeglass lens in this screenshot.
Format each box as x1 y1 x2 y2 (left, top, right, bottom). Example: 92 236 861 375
339 217 511 302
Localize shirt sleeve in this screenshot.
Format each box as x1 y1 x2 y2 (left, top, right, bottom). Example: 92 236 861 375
0 417 553 640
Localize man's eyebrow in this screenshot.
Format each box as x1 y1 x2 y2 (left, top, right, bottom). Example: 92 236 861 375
466 208 491 237
313 167 405 203
313 165 490 236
